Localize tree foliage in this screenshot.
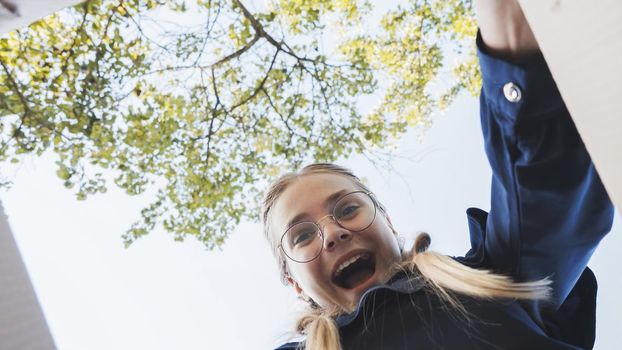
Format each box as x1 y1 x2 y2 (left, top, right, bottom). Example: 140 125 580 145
0 0 478 248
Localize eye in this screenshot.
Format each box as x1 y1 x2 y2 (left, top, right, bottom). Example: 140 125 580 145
335 204 360 220
289 224 318 247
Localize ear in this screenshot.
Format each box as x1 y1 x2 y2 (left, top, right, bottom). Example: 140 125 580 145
383 212 398 235
385 213 394 226
286 276 303 296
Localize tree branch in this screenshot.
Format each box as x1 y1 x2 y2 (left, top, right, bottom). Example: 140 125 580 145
203 33 260 69
0 57 32 115
232 0 316 65
227 48 279 113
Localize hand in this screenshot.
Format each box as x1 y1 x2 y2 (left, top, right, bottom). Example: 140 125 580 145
474 0 540 61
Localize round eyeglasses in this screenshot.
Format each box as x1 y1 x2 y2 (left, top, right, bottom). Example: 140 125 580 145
278 191 377 263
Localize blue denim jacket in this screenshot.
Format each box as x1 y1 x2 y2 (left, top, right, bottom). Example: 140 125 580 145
275 33 614 350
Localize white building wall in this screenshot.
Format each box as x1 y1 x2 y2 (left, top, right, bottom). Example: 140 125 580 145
0 201 56 350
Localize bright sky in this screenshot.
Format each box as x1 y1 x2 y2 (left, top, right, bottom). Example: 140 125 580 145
2 89 621 349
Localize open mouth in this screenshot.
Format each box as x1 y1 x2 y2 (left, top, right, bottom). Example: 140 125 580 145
332 252 376 290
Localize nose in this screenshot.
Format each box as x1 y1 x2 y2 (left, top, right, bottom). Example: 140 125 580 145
319 216 352 250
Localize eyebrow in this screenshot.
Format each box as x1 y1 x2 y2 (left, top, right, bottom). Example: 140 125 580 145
285 189 349 229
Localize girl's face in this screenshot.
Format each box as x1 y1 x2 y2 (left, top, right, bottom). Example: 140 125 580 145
270 173 402 311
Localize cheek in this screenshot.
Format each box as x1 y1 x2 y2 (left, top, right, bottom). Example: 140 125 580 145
373 220 401 257
288 260 324 289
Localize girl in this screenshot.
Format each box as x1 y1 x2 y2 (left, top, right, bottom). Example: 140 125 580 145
262 1 614 349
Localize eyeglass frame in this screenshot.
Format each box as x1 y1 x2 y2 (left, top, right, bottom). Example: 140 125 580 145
277 190 378 264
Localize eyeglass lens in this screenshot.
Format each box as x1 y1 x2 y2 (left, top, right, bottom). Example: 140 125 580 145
281 192 376 263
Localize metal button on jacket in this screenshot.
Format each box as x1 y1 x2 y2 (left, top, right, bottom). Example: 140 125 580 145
503 82 522 102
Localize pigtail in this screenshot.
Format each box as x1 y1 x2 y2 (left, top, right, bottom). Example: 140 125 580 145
296 306 342 350
405 233 551 310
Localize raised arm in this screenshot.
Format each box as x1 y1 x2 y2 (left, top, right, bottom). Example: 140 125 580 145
472 0 614 310
474 0 539 61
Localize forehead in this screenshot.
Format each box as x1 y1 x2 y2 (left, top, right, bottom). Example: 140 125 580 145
270 173 360 233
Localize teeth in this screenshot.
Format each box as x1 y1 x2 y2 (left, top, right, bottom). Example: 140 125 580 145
335 253 366 276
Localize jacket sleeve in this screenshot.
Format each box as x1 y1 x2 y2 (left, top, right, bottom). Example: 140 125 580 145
476 32 614 309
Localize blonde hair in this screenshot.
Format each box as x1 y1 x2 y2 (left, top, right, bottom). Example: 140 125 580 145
262 163 550 350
